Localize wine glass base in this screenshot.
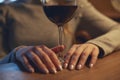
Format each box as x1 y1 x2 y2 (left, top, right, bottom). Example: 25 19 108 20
58 57 64 64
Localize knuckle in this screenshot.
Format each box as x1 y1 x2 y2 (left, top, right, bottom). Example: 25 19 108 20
78 60 84 66
82 52 89 57
35 46 42 51
34 46 39 49
92 51 99 56
38 53 50 62
92 52 97 56
40 45 46 49
78 46 85 50
64 55 70 60
31 55 37 60
71 55 78 62
64 52 72 58
91 58 97 63
92 57 97 60
41 54 48 60
24 60 29 66
94 46 99 50
73 44 78 47
71 56 76 61
29 52 38 60
64 56 71 63
92 54 98 59
67 51 73 56
74 52 80 57
46 51 53 57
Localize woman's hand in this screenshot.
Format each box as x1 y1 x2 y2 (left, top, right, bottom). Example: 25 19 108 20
63 43 99 70
15 45 64 74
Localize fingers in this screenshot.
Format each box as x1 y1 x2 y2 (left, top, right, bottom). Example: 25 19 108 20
41 46 63 71
34 46 57 74
15 44 99 73
26 50 49 74
19 56 34 73
16 46 33 58
77 46 93 69
15 46 35 72
51 45 65 53
64 44 99 70
63 44 79 69
64 44 87 70
15 45 62 74
89 47 99 68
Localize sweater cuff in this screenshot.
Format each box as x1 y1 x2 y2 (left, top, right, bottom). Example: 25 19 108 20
9 46 27 63
87 39 115 57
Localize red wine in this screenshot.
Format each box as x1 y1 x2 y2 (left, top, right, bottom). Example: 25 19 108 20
43 5 77 26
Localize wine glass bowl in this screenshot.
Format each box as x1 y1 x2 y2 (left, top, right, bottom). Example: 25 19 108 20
42 0 77 26
41 0 78 63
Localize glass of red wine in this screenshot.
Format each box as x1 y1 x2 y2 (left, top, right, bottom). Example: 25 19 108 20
41 0 78 63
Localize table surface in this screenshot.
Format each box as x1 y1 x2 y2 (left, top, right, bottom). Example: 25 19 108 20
0 51 120 80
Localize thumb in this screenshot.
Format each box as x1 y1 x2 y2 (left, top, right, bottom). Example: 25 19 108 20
51 45 65 53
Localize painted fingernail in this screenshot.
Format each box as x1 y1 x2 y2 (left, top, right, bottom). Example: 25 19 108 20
70 65 74 70
90 64 94 68
77 64 82 70
64 63 68 68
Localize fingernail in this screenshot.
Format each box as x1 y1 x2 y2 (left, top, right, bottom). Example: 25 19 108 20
90 64 93 68
59 65 63 71
29 68 34 73
45 69 49 74
42 69 49 74
54 70 57 74
52 68 57 74
70 65 74 70
64 63 68 68
77 64 82 70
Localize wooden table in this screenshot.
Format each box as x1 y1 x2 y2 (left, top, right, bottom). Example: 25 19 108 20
0 51 120 80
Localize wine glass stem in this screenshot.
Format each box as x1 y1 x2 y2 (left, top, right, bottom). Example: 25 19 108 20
58 26 64 59
58 26 63 46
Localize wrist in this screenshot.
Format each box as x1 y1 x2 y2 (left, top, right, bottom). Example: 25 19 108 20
9 46 26 63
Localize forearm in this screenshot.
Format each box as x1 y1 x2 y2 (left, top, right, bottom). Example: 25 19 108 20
78 0 119 32
78 0 120 56
87 24 120 56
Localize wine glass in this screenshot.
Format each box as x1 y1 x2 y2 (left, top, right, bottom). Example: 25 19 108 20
41 0 78 63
